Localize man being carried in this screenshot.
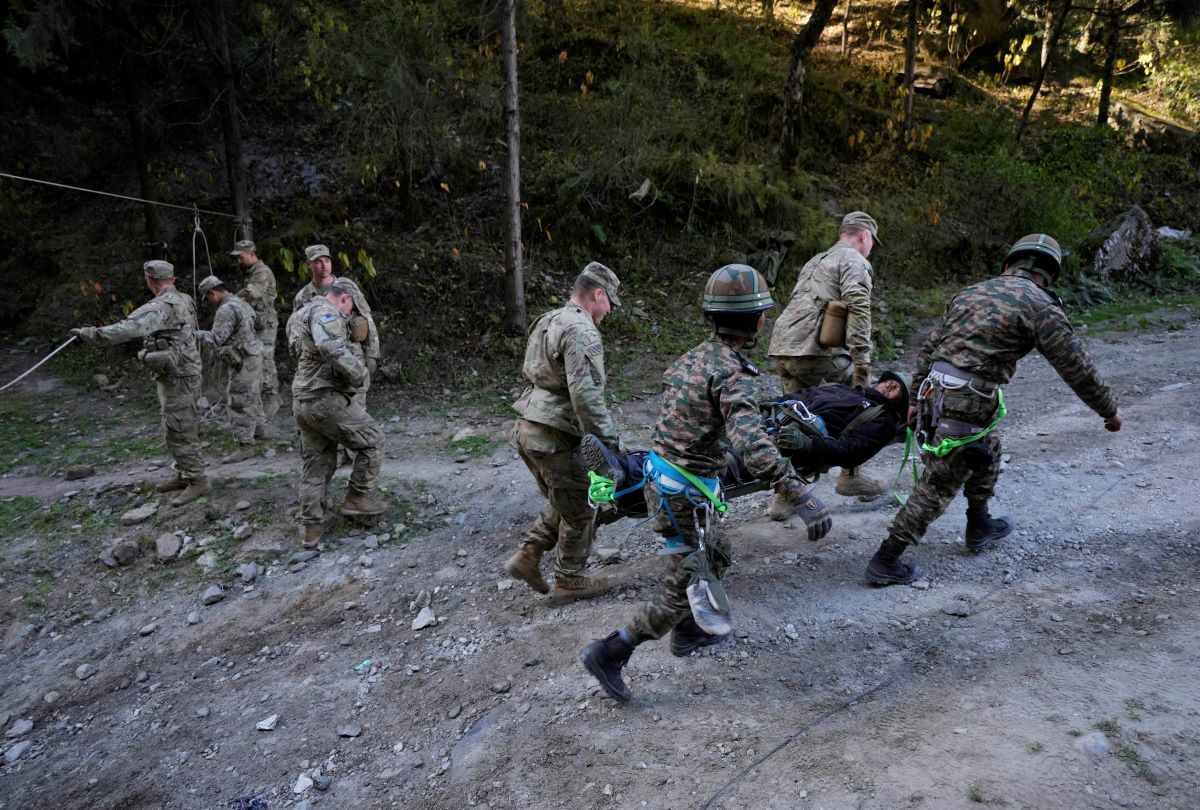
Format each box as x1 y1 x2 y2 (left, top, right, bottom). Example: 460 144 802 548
504 262 625 601
194 275 265 463
864 234 1122 586
580 265 830 704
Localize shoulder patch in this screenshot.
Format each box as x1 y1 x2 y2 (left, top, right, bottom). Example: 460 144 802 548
319 311 338 324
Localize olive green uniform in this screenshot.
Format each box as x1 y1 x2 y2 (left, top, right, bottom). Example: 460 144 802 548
195 296 264 445
237 259 280 418
293 276 378 396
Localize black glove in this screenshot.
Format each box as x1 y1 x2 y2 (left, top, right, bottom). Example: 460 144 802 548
778 424 813 454
796 491 832 541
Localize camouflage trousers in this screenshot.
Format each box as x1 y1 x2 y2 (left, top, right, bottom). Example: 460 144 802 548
890 388 1002 546
227 354 264 445
773 354 852 394
256 327 279 419
156 375 205 480
626 479 732 644
514 419 595 585
294 389 382 525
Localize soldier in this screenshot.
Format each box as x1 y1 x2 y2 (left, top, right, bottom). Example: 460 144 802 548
580 265 831 704
194 275 264 463
768 211 886 506
865 234 1123 586
70 260 209 506
290 281 386 548
504 262 625 601
229 240 280 431
292 244 379 388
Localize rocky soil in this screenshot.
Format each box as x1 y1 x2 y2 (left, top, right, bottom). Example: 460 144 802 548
1 314 1199 810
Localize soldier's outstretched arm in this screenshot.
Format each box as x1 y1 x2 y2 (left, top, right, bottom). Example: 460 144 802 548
1034 306 1118 419
87 304 168 346
562 325 618 444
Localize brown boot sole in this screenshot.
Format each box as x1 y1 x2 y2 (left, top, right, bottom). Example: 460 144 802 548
550 578 611 602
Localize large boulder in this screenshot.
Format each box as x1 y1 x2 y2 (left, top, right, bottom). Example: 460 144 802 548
1080 206 1157 284
1109 100 1197 154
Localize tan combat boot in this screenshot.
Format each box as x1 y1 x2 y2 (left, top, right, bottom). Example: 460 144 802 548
300 522 326 549
339 488 387 516
171 476 211 507
835 468 886 500
155 473 188 493
551 574 611 602
767 492 793 521
504 544 549 594
220 444 256 464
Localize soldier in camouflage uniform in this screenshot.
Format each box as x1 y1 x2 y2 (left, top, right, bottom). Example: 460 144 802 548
504 263 625 601
229 240 280 430
865 234 1124 585
290 281 386 548
194 275 264 463
580 265 832 704
71 260 209 506
768 211 888 505
292 244 379 391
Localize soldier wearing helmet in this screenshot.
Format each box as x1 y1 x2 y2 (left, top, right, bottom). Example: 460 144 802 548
580 264 831 705
768 211 889 506
504 262 626 601
864 233 1124 586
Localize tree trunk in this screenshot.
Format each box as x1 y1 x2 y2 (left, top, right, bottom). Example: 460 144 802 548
841 0 852 57
1076 8 1099 53
779 0 839 165
1017 0 1073 143
1096 9 1120 128
501 0 526 334
902 0 919 140
126 105 162 248
209 0 252 238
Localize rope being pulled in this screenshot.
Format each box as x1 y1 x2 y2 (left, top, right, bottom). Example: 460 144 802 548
0 336 77 394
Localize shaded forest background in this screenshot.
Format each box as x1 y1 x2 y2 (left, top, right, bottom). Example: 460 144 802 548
2 0 1198 391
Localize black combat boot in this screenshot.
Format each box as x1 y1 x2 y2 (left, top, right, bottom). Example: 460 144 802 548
579 434 625 487
580 631 636 703
864 535 920 586
965 505 1013 552
670 615 729 657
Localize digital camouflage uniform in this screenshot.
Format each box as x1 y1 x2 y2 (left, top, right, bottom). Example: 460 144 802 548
85 287 205 481
237 260 280 418
511 302 619 585
768 242 873 392
627 335 811 643
290 297 383 527
891 267 1118 547
293 276 378 397
195 295 264 445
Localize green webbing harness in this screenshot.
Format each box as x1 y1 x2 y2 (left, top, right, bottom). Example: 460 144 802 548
919 388 1007 457
891 426 922 506
587 470 619 504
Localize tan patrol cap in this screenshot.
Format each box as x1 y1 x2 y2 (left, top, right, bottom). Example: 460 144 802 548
305 244 331 261
198 275 224 296
229 239 256 256
841 211 881 245
579 261 621 307
143 260 175 279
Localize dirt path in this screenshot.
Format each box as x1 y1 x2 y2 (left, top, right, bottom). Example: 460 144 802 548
2 319 1199 810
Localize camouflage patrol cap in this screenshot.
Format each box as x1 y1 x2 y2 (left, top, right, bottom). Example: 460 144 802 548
326 280 356 297
579 261 621 307
229 240 256 256
1005 233 1062 282
305 244 331 261
143 260 175 279
198 275 225 296
702 264 774 314
841 211 880 244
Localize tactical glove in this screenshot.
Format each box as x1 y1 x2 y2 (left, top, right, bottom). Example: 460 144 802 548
852 363 871 389
777 424 813 454
70 326 99 344
796 490 832 541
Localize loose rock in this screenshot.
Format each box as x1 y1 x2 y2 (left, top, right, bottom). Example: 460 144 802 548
944 601 972 617
138 622 158 636
293 773 313 794
256 714 278 731
75 663 97 680
289 550 320 564
64 464 95 481
186 611 201 625
5 740 32 763
121 503 158 525
155 532 182 560
201 585 225 606
235 563 261 584
412 607 437 630
1075 731 1111 758
337 724 362 738
5 718 33 738
232 523 253 541
235 499 251 511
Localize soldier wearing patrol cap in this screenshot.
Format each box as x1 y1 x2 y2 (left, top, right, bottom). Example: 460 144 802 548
194 275 265 463
71 260 209 506
768 210 888 507
504 262 626 601
229 239 280 429
292 244 380 392
289 280 386 548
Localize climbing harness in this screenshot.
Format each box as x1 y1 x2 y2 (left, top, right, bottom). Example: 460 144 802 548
0 336 78 394
919 388 1007 458
890 426 922 506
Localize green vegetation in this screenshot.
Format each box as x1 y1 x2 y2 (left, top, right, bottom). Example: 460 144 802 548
1114 743 1159 784
1094 718 1122 736
448 434 505 458
0 496 40 535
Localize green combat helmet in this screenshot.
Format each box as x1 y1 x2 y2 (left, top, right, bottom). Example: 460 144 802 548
1005 233 1062 284
702 264 775 314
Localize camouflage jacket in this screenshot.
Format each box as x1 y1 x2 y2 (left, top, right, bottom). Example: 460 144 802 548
769 241 873 365
237 260 278 335
290 298 366 399
293 276 379 360
91 286 201 379
653 335 806 499
915 268 1117 417
195 296 263 359
512 303 617 441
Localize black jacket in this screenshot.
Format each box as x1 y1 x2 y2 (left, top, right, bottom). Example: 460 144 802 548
773 384 903 470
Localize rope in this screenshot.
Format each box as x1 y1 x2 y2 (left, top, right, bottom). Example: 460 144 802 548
0 172 242 219
191 209 213 299
890 426 922 506
0 336 78 393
